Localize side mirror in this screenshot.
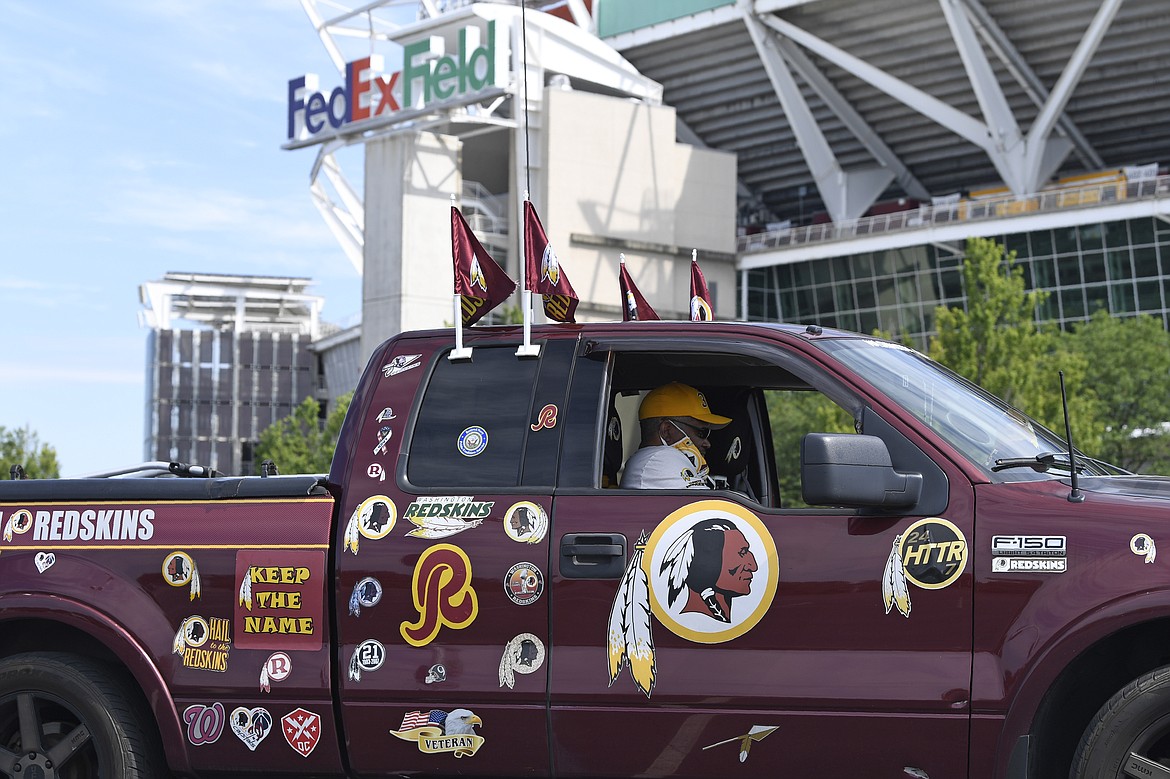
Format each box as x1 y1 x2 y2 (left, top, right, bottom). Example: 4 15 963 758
801 434 923 509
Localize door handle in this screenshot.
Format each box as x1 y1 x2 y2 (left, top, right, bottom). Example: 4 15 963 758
560 533 627 579
561 543 623 557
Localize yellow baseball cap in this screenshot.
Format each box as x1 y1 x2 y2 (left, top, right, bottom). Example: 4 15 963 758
638 382 731 427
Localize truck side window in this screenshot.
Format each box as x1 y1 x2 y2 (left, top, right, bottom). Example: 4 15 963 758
763 388 856 507
408 347 540 488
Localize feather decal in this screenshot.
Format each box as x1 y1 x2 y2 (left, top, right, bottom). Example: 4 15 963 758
348 650 361 682
499 648 515 690
606 530 656 697
405 515 484 539
2 516 12 542
189 562 201 601
343 513 360 555
882 534 911 617
172 621 187 655
660 528 695 608
259 664 271 693
239 568 253 611
348 586 362 617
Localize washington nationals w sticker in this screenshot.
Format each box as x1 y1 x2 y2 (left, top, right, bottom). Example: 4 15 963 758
400 544 479 647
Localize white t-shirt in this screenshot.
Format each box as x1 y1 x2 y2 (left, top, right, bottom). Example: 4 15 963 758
620 446 711 489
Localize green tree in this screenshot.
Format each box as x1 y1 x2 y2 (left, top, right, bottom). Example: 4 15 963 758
255 393 352 475
1068 311 1170 473
766 389 855 507
0 425 60 479
928 237 1100 453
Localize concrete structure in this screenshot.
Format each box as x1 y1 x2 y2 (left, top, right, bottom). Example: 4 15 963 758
139 273 327 475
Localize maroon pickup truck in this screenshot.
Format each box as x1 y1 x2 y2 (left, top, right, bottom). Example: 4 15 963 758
2 321 1168 779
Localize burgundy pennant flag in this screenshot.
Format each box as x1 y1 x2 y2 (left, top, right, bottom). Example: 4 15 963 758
618 254 659 321
524 201 579 323
452 206 517 327
689 251 714 321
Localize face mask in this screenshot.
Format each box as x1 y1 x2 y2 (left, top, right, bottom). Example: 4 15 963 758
666 421 710 480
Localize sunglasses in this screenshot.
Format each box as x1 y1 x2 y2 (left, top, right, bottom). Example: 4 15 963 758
672 420 712 441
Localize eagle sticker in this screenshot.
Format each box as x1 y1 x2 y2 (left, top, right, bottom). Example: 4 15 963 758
608 500 779 697
391 709 484 758
882 517 968 617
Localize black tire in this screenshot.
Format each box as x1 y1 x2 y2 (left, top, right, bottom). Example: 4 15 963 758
0 652 162 778
1072 664 1170 777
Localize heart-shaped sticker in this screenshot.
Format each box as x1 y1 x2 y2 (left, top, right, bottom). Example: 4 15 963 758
34 552 55 573
230 706 273 752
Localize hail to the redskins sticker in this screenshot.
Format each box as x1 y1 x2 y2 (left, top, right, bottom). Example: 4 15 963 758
882 517 968 618
458 426 489 457
163 551 202 600
644 500 779 644
342 495 397 555
503 501 549 544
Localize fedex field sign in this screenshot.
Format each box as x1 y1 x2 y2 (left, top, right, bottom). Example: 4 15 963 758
287 20 503 142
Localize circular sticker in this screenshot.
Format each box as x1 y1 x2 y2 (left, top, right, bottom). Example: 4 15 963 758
504 562 544 605
644 500 779 644
504 502 549 544
7 509 32 535
353 639 386 673
898 517 968 590
163 551 196 587
180 616 210 648
353 577 383 608
504 633 545 675
264 652 292 683
355 495 397 540
458 426 489 457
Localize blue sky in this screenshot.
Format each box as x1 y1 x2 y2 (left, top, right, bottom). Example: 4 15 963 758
0 1 372 475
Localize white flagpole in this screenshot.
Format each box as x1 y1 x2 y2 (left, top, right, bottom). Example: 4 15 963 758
450 195 472 360
516 190 540 357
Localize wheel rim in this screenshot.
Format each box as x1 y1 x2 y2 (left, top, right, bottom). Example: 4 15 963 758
0 690 98 779
1121 711 1170 778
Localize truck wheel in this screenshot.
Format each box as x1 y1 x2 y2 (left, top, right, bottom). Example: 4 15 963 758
0 652 162 778
1072 664 1170 777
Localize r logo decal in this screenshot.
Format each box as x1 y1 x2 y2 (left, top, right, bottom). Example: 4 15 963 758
400 544 478 647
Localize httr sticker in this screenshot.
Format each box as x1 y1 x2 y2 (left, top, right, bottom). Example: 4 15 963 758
390 709 484 758
882 518 969 617
607 500 780 698
230 706 273 752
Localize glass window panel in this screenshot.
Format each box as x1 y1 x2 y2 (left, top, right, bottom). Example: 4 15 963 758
1019 260 1034 289
816 285 835 314
777 265 795 290
1131 217 1155 246
1135 246 1159 279
873 251 895 277
1138 280 1163 313
1036 293 1059 321
780 290 798 320
1031 257 1057 288
1107 249 1133 281
1109 283 1136 313
795 288 816 319
831 256 853 282
1005 233 1028 258
1054 227 1078 254
812 260 832 286
835 283 855 311
1083 253 1107 284
1057 256 1083 287
1079 224 1104 251
838 311 859 332
1105 221 1130 248
855 280 876 309
1030 230 1054 257
1061 288 1086 320
855 255 876 279
939 269 963 299
876 277 897 307
1084 284 1108 316
858 310 880 335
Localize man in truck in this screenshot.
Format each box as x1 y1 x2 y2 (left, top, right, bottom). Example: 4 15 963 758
619 382 732 489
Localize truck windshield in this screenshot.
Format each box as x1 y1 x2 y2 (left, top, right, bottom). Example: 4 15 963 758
815 337 1110 479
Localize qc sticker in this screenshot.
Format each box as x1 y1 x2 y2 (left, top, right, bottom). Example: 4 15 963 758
343 495 398 555
882 517 968 617
503 502 548 544
607 500 780 698
163 550 202 600
457 426 488 457
390 708 484 758
504 562 544 605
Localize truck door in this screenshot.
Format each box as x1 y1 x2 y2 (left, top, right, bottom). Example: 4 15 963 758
549 337 974 777
335 337 575 777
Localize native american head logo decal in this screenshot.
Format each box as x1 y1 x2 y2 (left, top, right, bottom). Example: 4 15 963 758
607 500 778 697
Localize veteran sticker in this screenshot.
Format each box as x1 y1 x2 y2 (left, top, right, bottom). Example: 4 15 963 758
400 544 479 647
883 518 969 617
390 709 484 758
457 426 489 457
504 562 544 606
349 576 383 616
348 639 386 682
404 497 492 539
163 550 201 600
2 509 32 541
503 501 548 544
230 706 273 752
281 708 321 757
343 495 398 554
499 633 545 689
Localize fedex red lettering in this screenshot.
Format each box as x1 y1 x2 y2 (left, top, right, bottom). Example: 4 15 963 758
399 544 478 647
287 21 499 142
